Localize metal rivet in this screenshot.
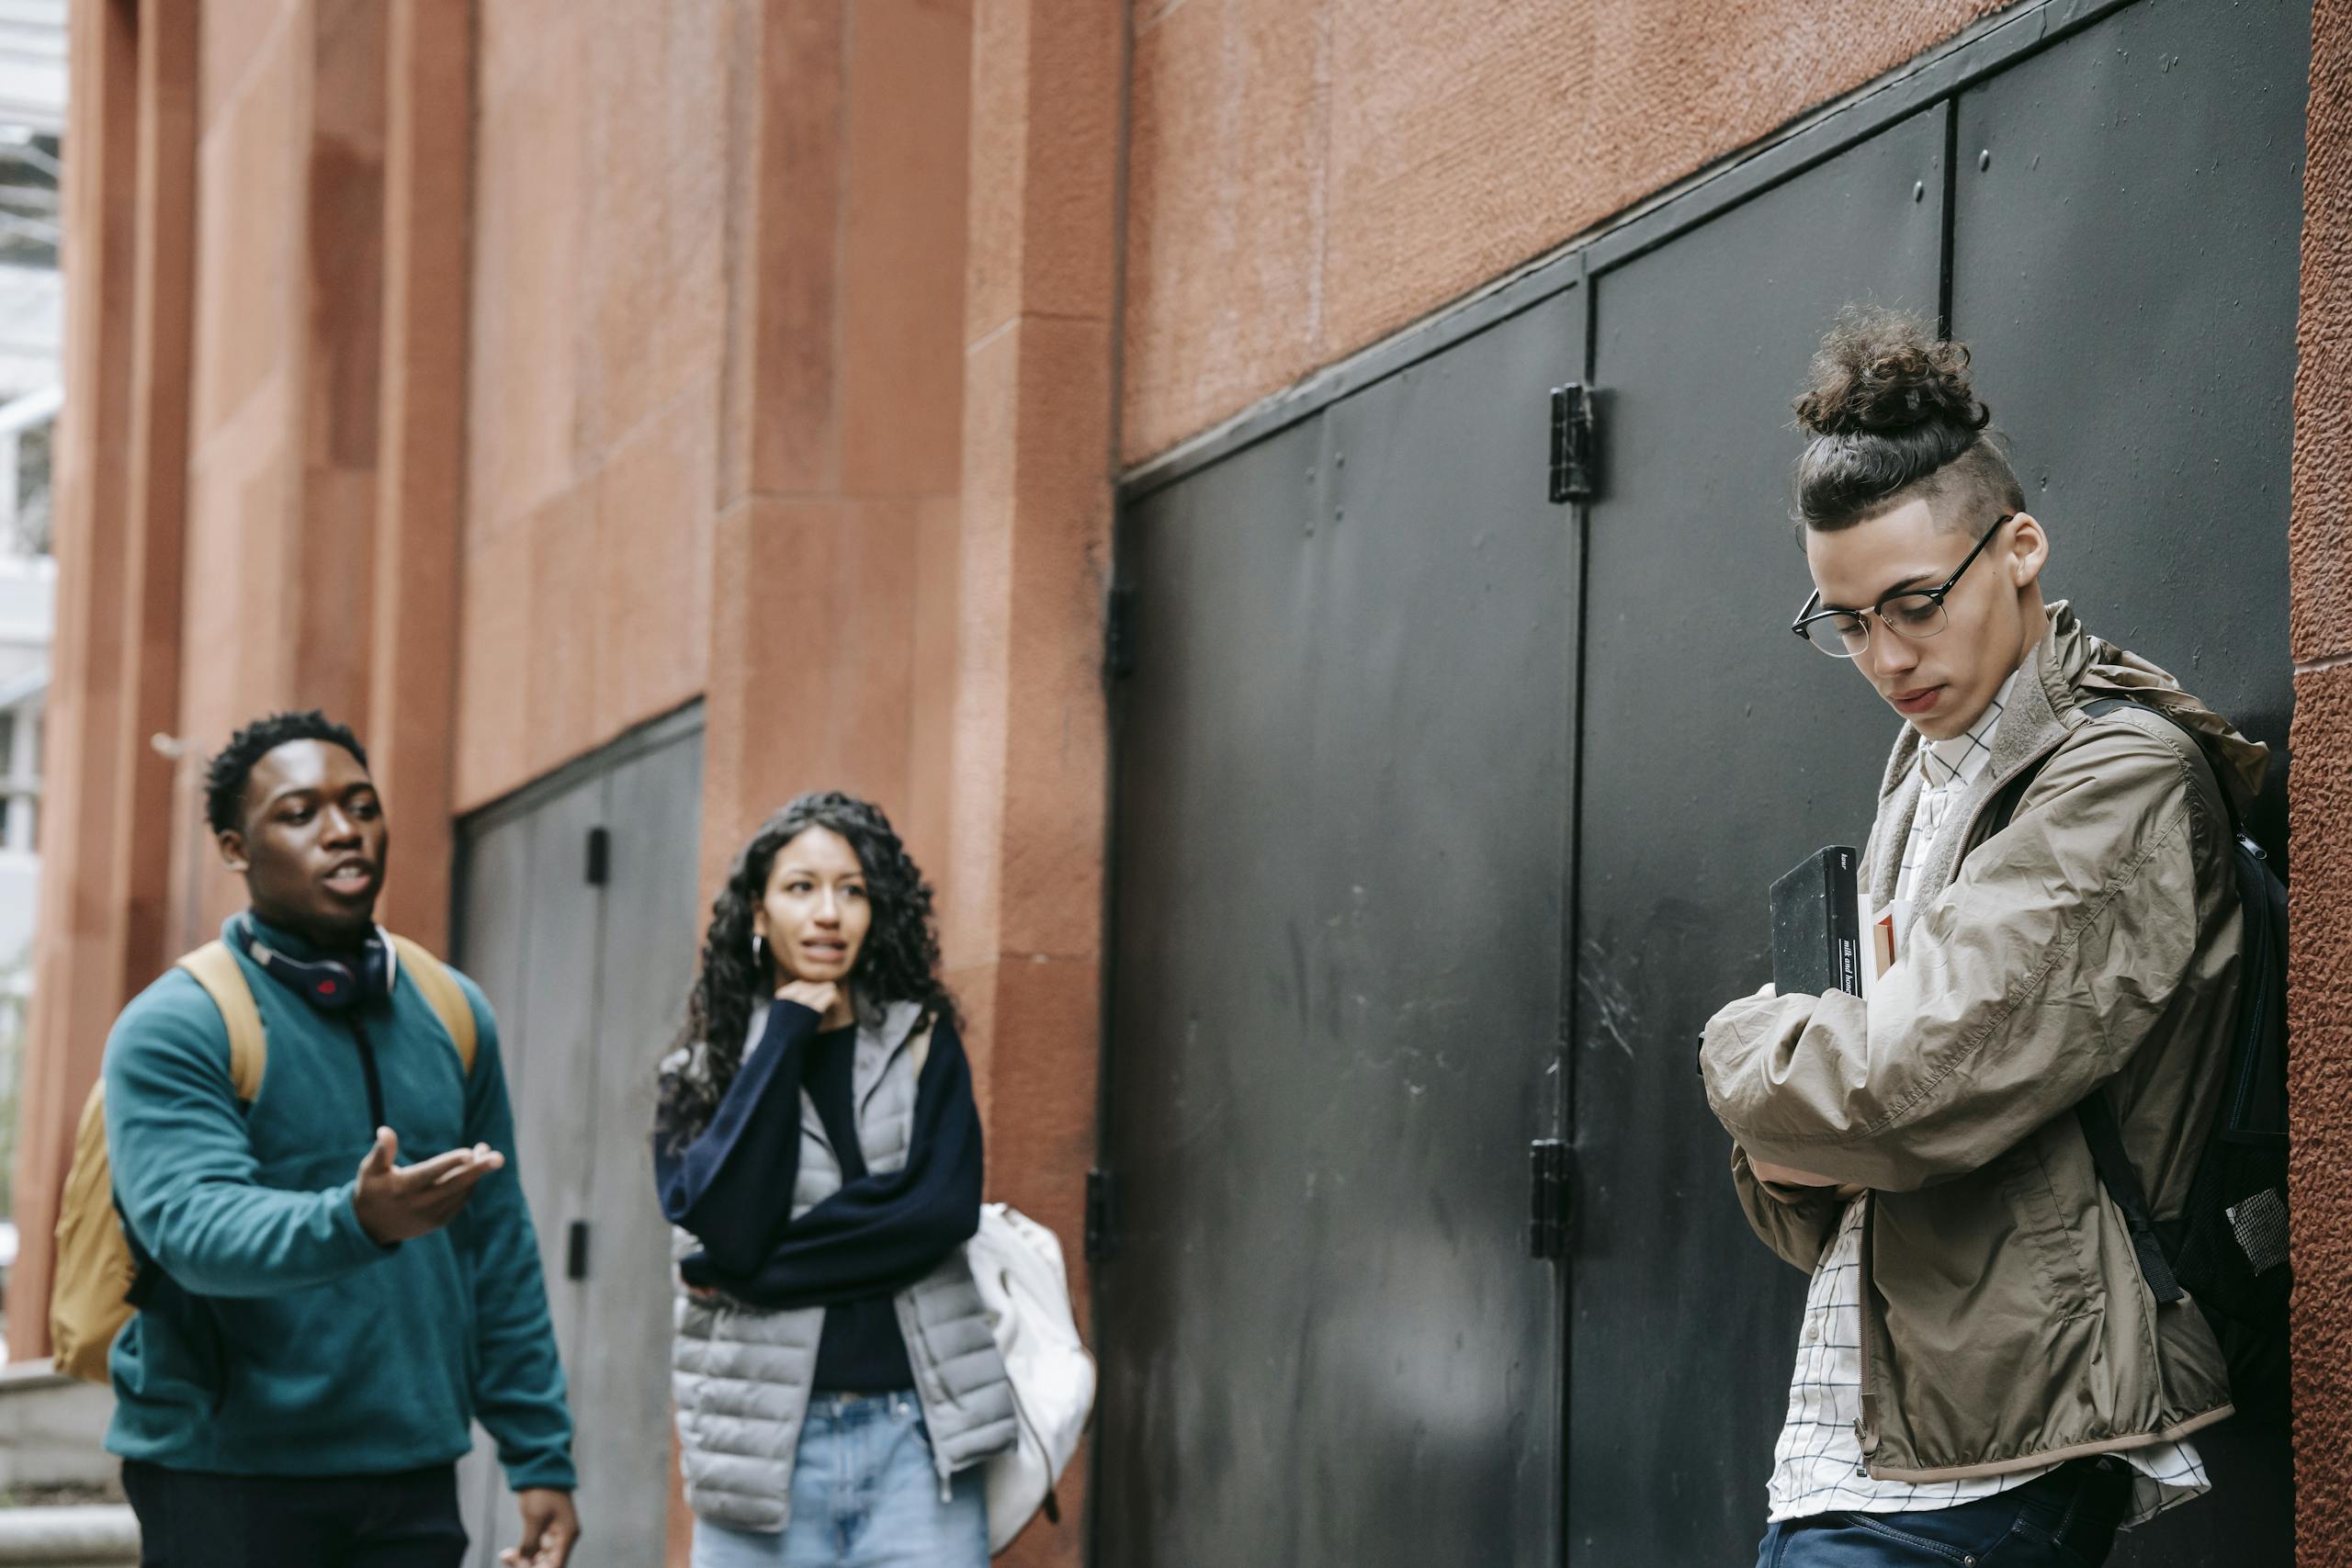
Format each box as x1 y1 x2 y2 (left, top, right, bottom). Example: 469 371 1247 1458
1913 180 1926 202
1978 149 1992 172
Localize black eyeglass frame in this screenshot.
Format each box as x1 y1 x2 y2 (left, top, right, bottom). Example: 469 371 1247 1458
1789 512 2018 657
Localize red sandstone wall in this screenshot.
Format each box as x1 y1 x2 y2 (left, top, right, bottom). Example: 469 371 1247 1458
1120 0 2010 462
454 1 728 810
170 0 390 949
2290 1 2352 1559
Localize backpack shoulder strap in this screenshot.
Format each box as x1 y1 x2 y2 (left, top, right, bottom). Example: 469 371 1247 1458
175 941 266 1102
387 934 479 1075
1987 695 2226 840
2075 1090 2187 1304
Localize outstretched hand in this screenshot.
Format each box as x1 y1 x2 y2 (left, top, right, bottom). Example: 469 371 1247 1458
502 1489 580 1568
351 1127 504 1246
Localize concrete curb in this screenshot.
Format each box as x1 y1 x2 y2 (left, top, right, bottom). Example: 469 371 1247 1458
0 1506 137 1564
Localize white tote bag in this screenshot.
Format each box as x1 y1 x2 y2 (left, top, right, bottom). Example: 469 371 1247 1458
968 1202 1095 1555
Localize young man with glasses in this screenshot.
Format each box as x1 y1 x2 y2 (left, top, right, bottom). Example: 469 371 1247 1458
1699 309 2269 1567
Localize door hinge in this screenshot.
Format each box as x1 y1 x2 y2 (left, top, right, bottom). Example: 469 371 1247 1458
1548 382 1598 504
566 1221 591 1280
584 826 610 886
1084 1168 1117 1263
1105 586 1138 681
1529 1139 1572 1260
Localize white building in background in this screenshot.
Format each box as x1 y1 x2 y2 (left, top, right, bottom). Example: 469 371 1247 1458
0 0 63 1004
0 0 64 1272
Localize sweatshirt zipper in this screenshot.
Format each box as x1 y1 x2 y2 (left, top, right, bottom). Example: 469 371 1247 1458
347 1015 389 1133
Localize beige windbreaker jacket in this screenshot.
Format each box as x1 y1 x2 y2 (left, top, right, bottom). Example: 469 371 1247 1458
1701 603 2267 1483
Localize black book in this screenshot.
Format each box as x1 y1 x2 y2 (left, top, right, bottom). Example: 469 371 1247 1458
1770 845 1862 998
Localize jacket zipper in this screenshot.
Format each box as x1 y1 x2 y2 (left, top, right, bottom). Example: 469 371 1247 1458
1855 1191 1878 1474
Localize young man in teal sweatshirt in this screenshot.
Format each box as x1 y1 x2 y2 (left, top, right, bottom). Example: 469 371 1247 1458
101 711 580 1568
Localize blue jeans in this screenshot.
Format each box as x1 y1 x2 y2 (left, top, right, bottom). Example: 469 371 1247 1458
691 1393 989 1568
1756 1458 2133 1566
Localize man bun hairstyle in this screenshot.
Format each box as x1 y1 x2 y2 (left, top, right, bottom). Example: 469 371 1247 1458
1792 304 2025 533
204 710 369 835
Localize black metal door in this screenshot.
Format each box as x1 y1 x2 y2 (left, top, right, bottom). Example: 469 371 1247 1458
1949 2 2307 1561
450 714 705 1568
1098 288 1585 1567
1572 106 1948 1566
1568 2 2306 1562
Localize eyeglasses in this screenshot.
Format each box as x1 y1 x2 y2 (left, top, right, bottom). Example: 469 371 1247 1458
1790 513 2017 659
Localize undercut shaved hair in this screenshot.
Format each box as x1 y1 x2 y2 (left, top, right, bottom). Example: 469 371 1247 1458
1792 305 2028 535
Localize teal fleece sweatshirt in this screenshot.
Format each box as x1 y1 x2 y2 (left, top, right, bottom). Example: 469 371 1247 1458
101 915 574 1489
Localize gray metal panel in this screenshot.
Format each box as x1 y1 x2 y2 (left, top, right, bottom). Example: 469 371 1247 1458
466 775 607 1567
1572 107 1947 1564
1100 288 1583 1566
1951 3 2309 1562
449 811 534 1564
454 721 707 1568
573 734 705 1567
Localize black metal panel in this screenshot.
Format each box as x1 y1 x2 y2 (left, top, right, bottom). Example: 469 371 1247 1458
1950 0 2306 852
1951 3 2309 1562
1572 107 1947 1565
1100 288 1584 1567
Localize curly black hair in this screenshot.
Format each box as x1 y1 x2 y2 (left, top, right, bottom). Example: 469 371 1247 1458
203 711 370 835
655 792 958 1151
1792 304 2024 534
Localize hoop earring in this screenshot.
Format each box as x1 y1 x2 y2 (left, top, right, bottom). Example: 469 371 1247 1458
751 933 768 971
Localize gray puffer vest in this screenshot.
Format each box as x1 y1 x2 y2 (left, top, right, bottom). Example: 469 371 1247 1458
668 998 1016 1532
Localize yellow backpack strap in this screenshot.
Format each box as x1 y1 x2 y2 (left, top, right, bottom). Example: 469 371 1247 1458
388 934 478 1076
176 941 266 1101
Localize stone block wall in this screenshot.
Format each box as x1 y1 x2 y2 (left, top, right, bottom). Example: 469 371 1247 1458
2290 1 2352 1559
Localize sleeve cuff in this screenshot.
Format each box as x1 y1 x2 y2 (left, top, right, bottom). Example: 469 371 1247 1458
330 1179 403 1260
503 1452 578 1492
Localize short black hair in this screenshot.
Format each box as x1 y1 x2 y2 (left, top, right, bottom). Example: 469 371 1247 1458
204 711 371 835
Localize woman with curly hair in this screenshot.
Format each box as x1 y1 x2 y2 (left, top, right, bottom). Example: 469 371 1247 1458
654 793 1014 1567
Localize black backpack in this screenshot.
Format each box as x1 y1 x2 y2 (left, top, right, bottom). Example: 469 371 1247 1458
1989 697 2289 1423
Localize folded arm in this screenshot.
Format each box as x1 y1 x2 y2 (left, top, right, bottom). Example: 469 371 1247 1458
655 999 821 1277
1702 724 2205 1192
1729 1144 1848 1272
679 1015 985 1310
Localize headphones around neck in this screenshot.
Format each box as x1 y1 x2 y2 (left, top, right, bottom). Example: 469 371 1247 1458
235 918 392 1012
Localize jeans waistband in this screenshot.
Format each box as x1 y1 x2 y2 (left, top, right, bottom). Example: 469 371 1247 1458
808 1390 918 1419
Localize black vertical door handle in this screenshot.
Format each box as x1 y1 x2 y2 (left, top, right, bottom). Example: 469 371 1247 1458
566 1221 590 1280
